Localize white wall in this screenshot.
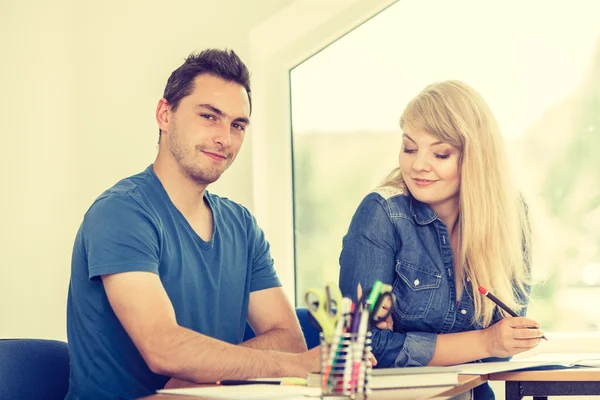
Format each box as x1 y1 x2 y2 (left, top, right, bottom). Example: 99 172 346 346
1 0 79 341
0 0 293 340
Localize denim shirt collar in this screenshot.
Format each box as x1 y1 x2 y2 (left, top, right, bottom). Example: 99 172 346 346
409 196 438 225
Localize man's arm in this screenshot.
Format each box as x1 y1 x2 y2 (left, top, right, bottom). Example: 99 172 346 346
241 287 307 353
102 271 316 383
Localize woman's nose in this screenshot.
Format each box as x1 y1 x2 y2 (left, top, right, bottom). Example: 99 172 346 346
412 152 431 171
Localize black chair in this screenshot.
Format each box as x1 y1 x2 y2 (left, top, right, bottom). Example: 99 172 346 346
0 338 70 400
243 307 320 349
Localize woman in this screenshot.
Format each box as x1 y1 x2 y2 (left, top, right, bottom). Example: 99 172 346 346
339 80 542 399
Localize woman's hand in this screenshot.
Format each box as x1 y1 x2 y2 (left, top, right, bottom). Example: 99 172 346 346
483 317 543 358
374 295 394 331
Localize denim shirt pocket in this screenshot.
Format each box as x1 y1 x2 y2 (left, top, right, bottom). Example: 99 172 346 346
394 260 442 319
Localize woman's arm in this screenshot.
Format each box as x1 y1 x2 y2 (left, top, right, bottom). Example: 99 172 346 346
339 193 398 300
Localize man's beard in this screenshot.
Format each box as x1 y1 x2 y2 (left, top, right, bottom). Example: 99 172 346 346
168 128 230 185
181 161 223 186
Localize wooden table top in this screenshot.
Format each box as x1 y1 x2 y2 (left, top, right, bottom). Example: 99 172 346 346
138 374 488 400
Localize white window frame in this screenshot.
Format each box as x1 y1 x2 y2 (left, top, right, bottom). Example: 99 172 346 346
247 0 397 300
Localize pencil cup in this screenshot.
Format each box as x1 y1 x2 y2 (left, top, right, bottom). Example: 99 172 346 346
320 332 372 399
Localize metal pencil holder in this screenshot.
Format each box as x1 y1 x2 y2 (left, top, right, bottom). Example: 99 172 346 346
320 332 372 399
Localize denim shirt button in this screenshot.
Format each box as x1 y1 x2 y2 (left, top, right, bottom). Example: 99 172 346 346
460 309 467 315
414 279 420 286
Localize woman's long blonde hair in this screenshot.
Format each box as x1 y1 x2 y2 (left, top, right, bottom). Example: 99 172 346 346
380 80 531 328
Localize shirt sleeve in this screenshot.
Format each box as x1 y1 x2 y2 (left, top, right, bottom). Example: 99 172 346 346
339 193 437 367
246 213 281 292
83 193 160 279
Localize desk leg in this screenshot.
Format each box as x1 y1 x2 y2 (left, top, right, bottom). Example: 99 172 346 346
505 381 522 400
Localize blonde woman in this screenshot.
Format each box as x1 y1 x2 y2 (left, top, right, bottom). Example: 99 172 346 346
339 81 542 399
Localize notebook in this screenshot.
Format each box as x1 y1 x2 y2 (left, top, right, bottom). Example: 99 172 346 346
307 366 460 390
454 353 600 375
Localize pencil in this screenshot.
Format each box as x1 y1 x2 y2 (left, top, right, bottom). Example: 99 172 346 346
478 286 547 340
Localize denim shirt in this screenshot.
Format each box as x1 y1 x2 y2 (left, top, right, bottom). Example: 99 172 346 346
339 188 527 398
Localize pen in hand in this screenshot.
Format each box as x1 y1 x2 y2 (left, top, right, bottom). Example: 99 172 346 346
478 286 547 341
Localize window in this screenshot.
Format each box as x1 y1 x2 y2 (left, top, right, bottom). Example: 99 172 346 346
291 0 600 331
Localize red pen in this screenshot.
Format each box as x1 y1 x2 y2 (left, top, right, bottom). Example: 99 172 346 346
478 286 547 340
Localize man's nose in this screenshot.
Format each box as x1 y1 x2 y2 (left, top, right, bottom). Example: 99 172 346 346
213 122 232 147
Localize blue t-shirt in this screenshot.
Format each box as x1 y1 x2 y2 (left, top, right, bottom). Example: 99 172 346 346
65 165 281 400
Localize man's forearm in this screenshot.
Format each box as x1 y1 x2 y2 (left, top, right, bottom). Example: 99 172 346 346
240 327 307 353
147 325 309 383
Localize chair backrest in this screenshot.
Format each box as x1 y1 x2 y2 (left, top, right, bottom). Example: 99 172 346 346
243 307 320 349
0 339 70 400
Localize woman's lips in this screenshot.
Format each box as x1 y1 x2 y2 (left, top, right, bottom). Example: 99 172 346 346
413 178 438 187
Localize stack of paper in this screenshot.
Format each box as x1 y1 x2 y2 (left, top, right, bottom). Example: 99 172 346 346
370 366 460 389
308 366 460 390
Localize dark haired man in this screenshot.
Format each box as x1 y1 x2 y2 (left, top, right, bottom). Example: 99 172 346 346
66 49 320 400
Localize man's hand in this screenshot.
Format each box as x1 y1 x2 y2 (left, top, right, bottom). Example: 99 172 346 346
299 345 376 373
304 346 322 373
164 378 197 389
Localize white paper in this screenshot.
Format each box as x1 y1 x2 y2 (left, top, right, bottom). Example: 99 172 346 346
157 384 321 399
453 361 547 375
518 352 600 367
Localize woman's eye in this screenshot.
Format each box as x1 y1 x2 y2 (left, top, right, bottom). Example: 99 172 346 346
403 148 417 154
435 153 450 159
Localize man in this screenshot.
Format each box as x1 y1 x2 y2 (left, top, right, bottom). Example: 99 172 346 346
66 49 320 400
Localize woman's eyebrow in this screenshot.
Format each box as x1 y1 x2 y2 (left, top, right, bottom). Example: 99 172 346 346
403 134 447 147
402 133 416 143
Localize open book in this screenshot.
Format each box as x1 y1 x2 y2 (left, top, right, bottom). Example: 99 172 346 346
454 353 600 375
308 366 460 390
517 353 600 368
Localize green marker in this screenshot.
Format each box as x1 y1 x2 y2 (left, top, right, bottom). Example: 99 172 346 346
366 280 383 313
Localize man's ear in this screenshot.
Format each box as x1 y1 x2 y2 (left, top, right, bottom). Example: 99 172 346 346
156 98 171 134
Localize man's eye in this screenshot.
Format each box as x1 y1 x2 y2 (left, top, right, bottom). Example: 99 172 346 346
232 123 246 132
200 114 216 120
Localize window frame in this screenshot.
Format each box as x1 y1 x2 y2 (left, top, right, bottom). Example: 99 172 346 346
247 0 397 301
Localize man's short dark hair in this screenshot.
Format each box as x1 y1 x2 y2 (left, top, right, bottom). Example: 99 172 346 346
159 49 251 141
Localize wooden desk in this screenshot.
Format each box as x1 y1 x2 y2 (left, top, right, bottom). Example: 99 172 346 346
489 368 600 400
138 374 488 400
